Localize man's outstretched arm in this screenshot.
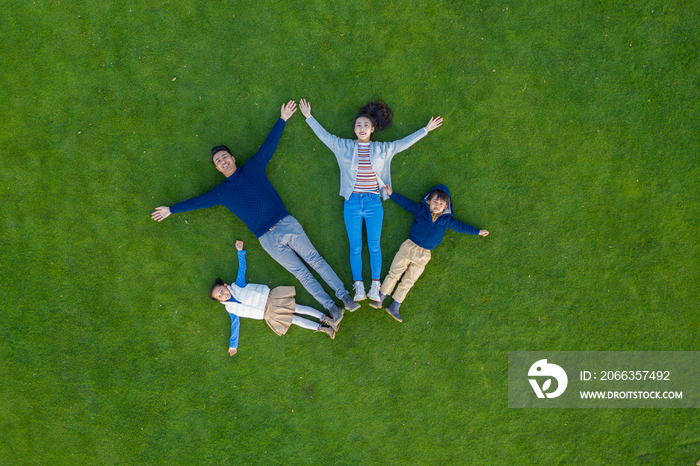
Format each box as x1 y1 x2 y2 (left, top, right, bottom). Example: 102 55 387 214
151 188 222 221
250 101 297 169
280 100 297 121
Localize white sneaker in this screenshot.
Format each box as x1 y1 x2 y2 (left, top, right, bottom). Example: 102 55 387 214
353 281 367 301
368 281 381 301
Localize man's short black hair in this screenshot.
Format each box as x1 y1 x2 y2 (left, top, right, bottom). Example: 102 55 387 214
211 145 231 164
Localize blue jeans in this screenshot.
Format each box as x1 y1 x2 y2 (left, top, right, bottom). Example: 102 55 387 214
343 193 384 281
259 216 349 310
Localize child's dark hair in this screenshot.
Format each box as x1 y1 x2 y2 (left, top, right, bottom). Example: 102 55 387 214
211 145 231 165
210 277 225 300
428 189 450 205
354 100 393 132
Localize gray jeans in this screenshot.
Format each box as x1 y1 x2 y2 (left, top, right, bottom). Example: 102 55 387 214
259 216 348 310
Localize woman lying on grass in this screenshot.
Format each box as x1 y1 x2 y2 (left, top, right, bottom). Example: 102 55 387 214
299 98 442 304
210 241 338 356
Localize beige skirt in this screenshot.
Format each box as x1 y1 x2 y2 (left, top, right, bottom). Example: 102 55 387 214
263 286 297 336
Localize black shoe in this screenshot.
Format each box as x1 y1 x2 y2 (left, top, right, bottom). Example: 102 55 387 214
341 294 361 312
386 300 402 322
328 304 345 325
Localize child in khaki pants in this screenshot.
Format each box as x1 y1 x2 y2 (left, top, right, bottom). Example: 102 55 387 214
370 184 489 322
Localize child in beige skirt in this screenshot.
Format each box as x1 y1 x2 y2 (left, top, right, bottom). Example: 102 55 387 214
211 241 337 356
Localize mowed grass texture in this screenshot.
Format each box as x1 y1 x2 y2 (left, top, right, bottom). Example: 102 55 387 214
1 0 699 464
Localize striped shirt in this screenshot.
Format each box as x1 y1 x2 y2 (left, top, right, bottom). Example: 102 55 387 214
353 143 379 194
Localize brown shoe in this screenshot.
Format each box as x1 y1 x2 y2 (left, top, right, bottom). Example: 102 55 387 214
320 314 339 332
317 325 335 339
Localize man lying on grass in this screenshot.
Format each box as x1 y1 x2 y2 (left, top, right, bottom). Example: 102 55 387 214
152 101 358 325
211 241 337 356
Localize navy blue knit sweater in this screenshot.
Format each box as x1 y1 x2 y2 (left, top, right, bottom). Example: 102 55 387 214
389 184 480 250
170 118 291 238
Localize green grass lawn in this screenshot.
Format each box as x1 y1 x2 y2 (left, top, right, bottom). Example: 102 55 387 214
1 0 699 464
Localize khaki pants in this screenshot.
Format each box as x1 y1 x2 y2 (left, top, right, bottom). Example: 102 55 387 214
380 239 431 303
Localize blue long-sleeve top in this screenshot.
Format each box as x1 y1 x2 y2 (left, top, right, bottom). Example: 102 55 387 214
227 250 248 349
390 184 480 250
170 119 291 238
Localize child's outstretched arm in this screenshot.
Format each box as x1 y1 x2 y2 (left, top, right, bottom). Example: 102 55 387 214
383 185 422 215
446 217 489 236
229 314 240 356
234 240 247 288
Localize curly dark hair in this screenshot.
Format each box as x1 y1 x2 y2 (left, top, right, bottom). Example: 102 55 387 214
353 100 393 132
210 277 225 301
